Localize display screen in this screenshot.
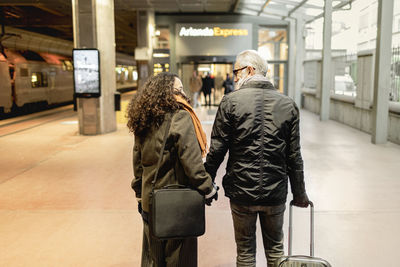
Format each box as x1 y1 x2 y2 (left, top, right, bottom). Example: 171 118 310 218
73 49 101 97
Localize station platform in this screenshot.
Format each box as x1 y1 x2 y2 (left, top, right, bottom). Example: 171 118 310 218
1 98 399 267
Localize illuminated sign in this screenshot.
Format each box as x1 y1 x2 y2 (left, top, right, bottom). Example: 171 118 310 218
73 49 101 97
176 23 252 57
179 26 249 37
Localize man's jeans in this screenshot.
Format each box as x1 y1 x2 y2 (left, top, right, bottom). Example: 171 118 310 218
192 91 200 108
230 202 286 267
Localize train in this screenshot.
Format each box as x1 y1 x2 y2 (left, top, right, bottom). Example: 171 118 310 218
0 27 137 115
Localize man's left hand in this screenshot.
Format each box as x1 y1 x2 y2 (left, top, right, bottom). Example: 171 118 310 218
292 192 310 208
137 198 142 214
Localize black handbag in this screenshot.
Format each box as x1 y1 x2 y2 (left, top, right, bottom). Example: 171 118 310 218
149 116 206 240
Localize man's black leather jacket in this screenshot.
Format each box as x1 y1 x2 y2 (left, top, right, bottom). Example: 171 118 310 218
204 75 306 206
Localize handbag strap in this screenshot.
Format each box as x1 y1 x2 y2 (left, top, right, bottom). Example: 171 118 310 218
151 114 173 188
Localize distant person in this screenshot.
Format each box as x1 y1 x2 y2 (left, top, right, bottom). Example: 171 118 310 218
189 70 202 108
202 73 214 107
127 72 218 267
204 50 310 267
214 72 224 102
222 73 234 94
215 72 224 92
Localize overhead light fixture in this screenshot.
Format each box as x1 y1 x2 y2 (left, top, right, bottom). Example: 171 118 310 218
153 53 170 58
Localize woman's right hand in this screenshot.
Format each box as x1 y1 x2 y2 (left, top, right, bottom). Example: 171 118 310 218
205 183 219 206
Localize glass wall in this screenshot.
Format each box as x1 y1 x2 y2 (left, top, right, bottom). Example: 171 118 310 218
305 6 359 98
258 28 287 61
258 27 288 94
304 0 400 102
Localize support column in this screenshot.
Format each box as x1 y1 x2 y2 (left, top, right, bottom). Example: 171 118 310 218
72 0 117 135
320 0 332 121
294 16 305 107
287 18 296 100
371 0 394 144
135 10 155 89
274 42 281 91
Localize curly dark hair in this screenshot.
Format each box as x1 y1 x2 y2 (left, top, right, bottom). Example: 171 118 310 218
127 72 185 138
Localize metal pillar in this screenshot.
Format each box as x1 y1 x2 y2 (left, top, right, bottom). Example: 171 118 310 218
294 16 305 107
72 0 117 135
371 0 394 144
320 0 332 121
274 42 281 90
135 10 154 88
287 18 296 101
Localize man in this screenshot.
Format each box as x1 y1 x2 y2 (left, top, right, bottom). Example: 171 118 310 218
189 70 202 108
201 72 214 107
222 73 234 95
204 50 310 267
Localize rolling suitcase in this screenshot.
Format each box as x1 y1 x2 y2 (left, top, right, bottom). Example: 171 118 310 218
275 200 332 267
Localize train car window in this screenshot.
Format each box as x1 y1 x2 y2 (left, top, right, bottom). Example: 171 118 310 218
31 72 41 87
62 60 73 71
31 72 49 87
67 61 73 71
20 68 29 77
31 72 44 88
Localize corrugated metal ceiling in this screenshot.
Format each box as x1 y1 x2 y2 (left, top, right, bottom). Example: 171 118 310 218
0 0 353 55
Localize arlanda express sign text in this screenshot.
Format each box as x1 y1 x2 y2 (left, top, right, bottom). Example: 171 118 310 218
179 26 249 37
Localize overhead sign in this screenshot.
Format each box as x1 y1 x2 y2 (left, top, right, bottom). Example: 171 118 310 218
179 26 249 37
73 49 101 97
176 23 252 57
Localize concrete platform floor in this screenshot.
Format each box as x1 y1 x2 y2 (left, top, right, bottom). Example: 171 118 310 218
1 103 400 267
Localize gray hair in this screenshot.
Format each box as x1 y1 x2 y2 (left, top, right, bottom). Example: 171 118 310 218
236 50 268 76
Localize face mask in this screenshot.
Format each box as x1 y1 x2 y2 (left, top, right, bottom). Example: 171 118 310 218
235 70 251 90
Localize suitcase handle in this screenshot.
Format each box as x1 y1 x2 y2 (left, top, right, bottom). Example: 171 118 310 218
288 200 314 257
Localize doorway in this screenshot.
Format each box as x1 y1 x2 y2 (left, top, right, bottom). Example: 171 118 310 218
181 62 233 107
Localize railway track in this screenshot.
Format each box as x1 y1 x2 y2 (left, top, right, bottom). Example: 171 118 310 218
0 105 75 137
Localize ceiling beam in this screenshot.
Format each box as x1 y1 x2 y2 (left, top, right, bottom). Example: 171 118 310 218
115 41 137 45
202 0 207 12
259 13 285 20
240 6 262 13
0 3 68 16
261 7 289 17
175 0 182 12
258 0 271 16
35 4 66 16
0 2 36 5
306 0 353 24
288 0 308 17
232 0 241 12
272 0 323 10
4 16 72 27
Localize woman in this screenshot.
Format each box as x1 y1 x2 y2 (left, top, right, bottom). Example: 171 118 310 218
189 70 202 108
127 72 218 267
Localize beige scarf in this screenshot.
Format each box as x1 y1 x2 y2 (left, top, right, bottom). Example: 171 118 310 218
175 95 208 157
